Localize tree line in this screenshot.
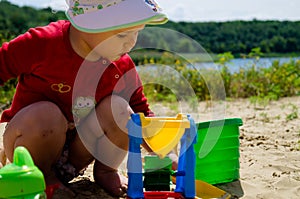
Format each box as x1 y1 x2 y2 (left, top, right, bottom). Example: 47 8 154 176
1 0 300 56
159 20 300 55
0 0 66 43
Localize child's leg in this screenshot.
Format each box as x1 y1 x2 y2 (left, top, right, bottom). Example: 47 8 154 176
3 101 68 180
76 95 132 196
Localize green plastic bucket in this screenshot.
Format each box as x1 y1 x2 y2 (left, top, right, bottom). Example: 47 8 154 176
194 118 243 184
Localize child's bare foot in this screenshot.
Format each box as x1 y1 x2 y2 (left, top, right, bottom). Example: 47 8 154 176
93 161 128 197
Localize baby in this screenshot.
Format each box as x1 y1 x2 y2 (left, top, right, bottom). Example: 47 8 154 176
0 0 169 196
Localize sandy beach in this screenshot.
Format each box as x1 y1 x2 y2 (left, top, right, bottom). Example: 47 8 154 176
212 96 300 199
1 96 300 198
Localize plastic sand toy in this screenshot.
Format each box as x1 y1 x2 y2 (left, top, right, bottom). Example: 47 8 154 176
143 155 174 191
141 113 191 158
195 180 231 199
126 113 197 199
0 146 46 199
126 113 232 199
195 118 243 184
143 155 185 192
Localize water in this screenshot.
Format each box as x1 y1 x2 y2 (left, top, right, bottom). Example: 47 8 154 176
192 57 300 73
137 57 300 74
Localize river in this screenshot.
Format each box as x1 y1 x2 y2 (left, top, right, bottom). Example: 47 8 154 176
191 56 300 73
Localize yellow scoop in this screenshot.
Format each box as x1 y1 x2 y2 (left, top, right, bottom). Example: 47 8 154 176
171 177 231 199
195 180 231 199
140 113 190 158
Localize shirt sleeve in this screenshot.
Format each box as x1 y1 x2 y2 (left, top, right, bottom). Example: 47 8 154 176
0 26 51 85
116 54 154 117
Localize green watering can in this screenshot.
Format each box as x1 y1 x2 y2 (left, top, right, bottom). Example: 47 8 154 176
0 146 46 199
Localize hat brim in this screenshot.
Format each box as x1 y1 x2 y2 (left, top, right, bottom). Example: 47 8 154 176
66 0 168 33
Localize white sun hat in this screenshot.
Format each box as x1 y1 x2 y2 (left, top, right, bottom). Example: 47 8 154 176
65 0 168 33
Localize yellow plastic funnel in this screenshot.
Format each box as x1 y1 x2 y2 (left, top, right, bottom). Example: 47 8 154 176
140 113 190 158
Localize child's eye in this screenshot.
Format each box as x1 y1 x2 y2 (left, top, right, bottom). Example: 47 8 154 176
117 33 127 38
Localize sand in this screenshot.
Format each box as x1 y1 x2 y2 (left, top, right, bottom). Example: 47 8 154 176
1 96 300 199
213 96 300 199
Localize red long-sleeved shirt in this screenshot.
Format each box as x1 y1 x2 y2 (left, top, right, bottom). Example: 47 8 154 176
0 20 152 122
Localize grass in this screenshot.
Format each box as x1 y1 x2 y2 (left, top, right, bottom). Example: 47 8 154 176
286 103 299 121
1 51 300 107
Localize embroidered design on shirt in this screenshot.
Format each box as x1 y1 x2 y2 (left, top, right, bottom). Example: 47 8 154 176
70 0 125 16
51 83 72 93
72 96 96 119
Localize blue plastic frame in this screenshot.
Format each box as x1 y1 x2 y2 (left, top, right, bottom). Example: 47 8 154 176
126 113 197 199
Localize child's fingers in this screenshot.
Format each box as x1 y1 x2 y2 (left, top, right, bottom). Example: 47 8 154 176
0 148 6 167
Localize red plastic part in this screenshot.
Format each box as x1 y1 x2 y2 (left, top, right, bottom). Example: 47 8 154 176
45 183 60 199
127 191 184 199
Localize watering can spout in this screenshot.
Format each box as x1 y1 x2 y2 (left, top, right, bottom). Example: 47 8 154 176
13 146 35 167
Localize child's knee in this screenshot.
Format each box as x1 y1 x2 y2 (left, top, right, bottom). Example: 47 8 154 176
97 95 133 131
9 101 68 132
3 101 68 160
99 95 132 113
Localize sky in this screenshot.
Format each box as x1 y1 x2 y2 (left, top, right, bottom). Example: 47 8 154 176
6 0 300 22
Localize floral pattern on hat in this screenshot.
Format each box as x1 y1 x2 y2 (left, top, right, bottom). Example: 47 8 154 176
69 0 125 16
145 0 161 12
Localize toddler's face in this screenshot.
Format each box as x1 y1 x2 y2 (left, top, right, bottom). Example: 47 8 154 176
84 25 145 61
